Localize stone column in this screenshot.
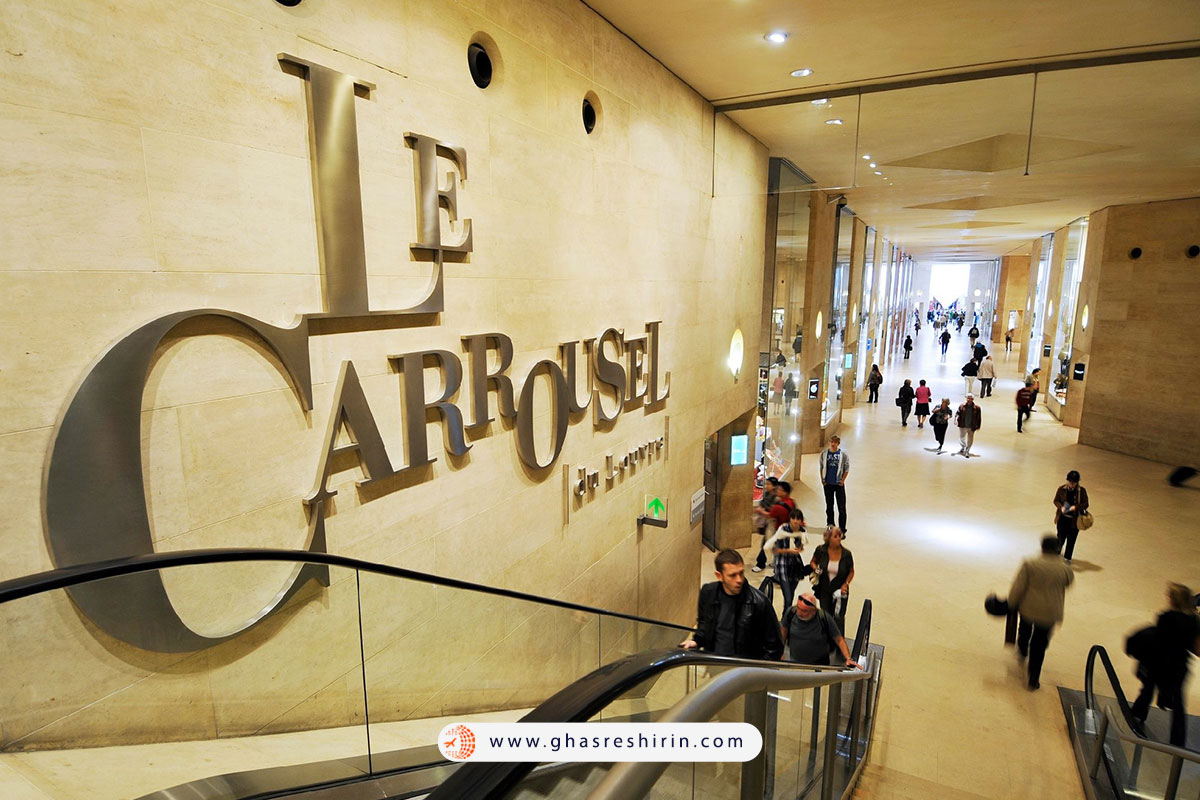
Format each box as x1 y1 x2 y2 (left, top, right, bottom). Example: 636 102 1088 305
993 253 1031 351
798 191 837 455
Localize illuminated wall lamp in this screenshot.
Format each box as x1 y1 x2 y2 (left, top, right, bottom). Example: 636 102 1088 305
728 329 744 380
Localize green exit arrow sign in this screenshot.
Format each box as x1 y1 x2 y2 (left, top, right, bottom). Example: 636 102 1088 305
640 494 668 528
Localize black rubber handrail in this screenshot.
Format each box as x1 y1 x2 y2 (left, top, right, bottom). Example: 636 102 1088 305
426 646 858 800
0 548 692 633
851 598 872 660
1084 644 1139 733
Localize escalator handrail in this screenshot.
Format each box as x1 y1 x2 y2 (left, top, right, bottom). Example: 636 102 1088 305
1101 701 1200 762
0 547 693 633
426 645 863 800
1084 644 1140 737
850 598 872 660
591 660 874 800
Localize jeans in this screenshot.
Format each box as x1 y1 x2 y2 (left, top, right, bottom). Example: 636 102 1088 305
958 427 975 454
1056 515 1079 560
868 384 879 403
900 404 911 425
941 342 949 354
1017 616 1053 686
904 349 911 359
823 483 847 531
980 378 993 396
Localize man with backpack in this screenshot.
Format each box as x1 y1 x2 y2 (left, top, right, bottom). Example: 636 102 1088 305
781 593 860 668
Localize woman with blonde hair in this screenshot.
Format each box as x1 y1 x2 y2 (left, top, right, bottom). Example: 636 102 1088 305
1129 582 1200 746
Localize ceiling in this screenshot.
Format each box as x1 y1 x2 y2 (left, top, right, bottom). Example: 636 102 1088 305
585 0 1200 260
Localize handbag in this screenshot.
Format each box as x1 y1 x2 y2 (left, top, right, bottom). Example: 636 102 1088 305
1077 511 1094 530
894 397 904 407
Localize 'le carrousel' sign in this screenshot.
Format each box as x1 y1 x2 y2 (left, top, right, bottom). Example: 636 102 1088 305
43 55 669 653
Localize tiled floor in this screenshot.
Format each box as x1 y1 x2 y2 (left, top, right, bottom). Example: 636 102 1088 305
722 328 1200 799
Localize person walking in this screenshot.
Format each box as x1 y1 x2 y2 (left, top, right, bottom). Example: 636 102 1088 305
771 371 784 413
1052 470 1089 562
914 379 932 428
681 550 783 660
810 527 854 633
867 365 883 403
968 325 980 347
781 593 860 668
1025 368 1041 411
1016 381 1034 432
940 329 951 356
961 358 979 395
764 507 809 611
1005 328 1014 353
1129 582 1200 747
1008 536 1074 690
954 393 982 457
897 379 915 427
978 355 996 397
783 373 797 414
973 341 988 363
928 398 952 453
903 335 913 359
818 436 850 534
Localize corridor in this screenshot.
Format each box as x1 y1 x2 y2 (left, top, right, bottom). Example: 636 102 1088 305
738 327 1199 798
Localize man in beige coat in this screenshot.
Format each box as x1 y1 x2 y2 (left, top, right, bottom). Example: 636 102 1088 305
1008 536 1075 690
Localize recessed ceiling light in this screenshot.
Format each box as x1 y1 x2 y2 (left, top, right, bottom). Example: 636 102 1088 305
811 98 828 105
868 162 876 168
790 68 813 78
862 154 871 160
765 31 789 44
825 119 843 125
874 171 882 175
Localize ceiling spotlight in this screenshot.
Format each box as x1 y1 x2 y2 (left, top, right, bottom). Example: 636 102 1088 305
790 68 813 78
825 118 843 125
811 98 828 105
862 154 871 160
868 162 877 168
765 31 789 44
873 171 882 175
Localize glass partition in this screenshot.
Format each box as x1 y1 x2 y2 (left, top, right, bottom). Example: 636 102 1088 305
1028 232 1055 373
0 562 370 799
855 227 876 395
1048 218 1088 417
822 206 853 426
760 160 813 482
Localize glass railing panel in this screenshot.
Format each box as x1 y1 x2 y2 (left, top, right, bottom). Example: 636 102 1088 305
769 686 821 799
0 561 368 799
356 573 601 765
1115 739 1200 800
690 693 746 800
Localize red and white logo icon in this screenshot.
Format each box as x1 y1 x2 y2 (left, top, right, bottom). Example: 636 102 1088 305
439 724 477 761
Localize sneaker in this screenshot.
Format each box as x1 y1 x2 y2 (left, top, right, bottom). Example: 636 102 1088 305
751 566 764 573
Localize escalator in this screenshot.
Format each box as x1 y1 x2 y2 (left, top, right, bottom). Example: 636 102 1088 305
0 550 883 800
1061 644 1200 799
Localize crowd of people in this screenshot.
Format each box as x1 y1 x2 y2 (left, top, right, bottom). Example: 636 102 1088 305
682 319 1199 750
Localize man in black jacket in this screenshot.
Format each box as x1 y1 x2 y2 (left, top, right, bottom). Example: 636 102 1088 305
681 550 783 660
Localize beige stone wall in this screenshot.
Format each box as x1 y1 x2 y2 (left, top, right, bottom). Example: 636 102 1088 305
0 0 767 748
1076 197 1200 464
993 254 1030 350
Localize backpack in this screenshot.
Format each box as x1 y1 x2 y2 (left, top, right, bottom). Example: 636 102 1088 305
782 604 836 659
1125 625 1158 665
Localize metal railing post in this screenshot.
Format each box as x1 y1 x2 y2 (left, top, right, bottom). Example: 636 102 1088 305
1164 755 1182 800
741 690 768 800
820 682 842 800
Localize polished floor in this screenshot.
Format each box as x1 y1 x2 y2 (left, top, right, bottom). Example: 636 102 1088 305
735 326 1200 798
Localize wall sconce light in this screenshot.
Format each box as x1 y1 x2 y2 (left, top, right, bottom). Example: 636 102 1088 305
728 329 744 380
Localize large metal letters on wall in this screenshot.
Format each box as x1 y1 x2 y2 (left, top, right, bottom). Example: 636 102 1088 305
43 56 668 653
